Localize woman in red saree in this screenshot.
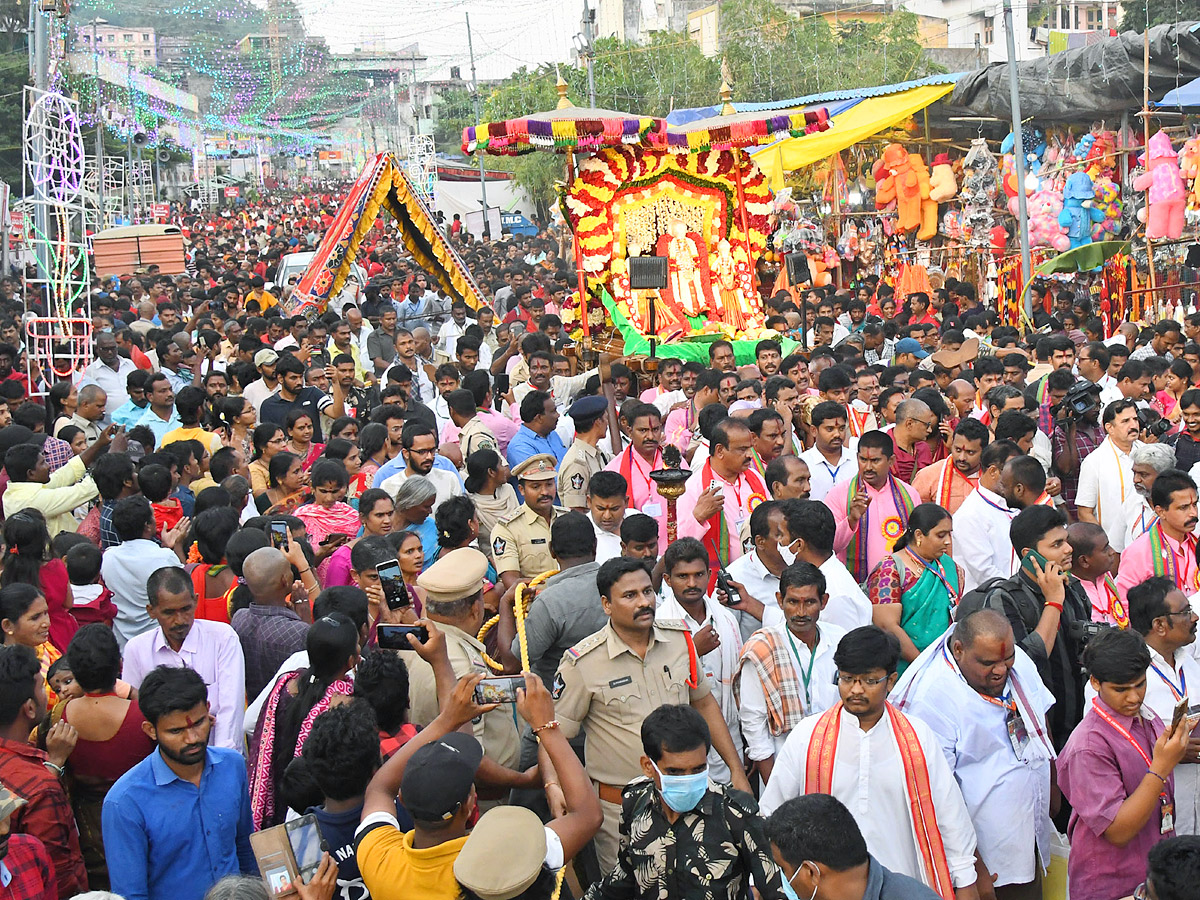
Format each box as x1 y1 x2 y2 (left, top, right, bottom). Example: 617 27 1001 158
286 410 325 472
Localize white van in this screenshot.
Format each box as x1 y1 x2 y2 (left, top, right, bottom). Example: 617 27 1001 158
272 251 367 315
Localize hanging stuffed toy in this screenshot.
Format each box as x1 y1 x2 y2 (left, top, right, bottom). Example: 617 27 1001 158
961 138 998 248
873 143 937 240
1133 131 1187 240
1090 174 1122 240
929 153 958 202
1059 172 1106 250
1178 137 1200 211
1028 189 1070 251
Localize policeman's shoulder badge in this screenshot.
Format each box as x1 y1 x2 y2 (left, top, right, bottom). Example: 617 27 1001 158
570 473 584 491
551 672 565 699
492 536 507 556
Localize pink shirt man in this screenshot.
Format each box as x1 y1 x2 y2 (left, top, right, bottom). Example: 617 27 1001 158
605 445 681 548
1114 526 1200 599
828 475 922 582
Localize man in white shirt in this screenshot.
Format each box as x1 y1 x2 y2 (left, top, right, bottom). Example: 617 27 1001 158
121 566 246 751
736 560 845 780
1126 577 1200 834
781 498 873 632
380 421 463 512
726 500 792 640
799 401 855 502
656 537 744 783
893 610 1056 896
585 472 626 565
436 301 470 360
100 496 188 649
955 441 1023 592
242 348 281 415
1076 398 1142 553
760 625 982 899
1125 441 1176 548
77 331 137 416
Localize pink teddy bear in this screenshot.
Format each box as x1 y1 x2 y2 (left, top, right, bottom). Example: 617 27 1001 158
1133 131 1186 240
1027 189 1070 251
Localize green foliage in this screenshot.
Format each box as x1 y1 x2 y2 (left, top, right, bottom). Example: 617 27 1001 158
476 0 938 209
1119 0 1200 30
0 51 29 187
432 86 474 152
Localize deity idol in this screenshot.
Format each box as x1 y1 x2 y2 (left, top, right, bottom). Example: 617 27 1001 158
710 239 753 332
666 221 706 317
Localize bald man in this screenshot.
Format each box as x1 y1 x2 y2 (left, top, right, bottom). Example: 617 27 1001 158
946 379 976 421
1067 522 1123 627
894 609 1056 899
891 398 934 482
230 546 311 698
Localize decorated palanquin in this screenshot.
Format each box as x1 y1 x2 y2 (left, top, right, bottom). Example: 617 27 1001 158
562 144 773 339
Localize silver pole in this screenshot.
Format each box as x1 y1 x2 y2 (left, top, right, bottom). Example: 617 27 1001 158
1003 0 1033 328
466 12 490 239
93 19 104 222
29 4 49 282
583 1 596 108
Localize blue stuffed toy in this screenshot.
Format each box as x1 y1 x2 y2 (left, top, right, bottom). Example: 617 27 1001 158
1058 172 1106 250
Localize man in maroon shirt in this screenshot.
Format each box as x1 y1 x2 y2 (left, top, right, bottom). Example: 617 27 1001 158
890 398 935 483
0 645 86 898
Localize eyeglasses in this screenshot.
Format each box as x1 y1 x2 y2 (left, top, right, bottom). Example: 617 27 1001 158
1134 882 1149 900
834 674 889 687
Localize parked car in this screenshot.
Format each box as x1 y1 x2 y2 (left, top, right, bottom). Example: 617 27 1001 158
272 251 366 315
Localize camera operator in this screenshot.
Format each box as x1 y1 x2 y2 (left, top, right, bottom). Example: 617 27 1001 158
1051 379 1104 517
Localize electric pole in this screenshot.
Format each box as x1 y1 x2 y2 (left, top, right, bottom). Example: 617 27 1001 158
466 12 490 238
1003 0 1033 328
582 1 596 108
92 18 104 223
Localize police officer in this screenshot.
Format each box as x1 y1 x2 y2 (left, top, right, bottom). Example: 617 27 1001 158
447 388 498 462
558 395 611 511
550 556 752 874
491 453 567 590
403 547 523 781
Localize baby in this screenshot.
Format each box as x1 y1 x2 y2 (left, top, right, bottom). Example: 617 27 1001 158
46 658 83 702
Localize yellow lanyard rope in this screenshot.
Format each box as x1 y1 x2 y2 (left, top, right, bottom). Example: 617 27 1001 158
477 569 557 672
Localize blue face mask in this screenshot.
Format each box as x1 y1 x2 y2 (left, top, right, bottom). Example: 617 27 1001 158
780 864 818 900
651 761 708 813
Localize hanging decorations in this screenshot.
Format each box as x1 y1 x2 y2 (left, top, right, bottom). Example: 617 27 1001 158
960 138 998 248
873 143 936 240
462 114 668 156
1134 130 1187 240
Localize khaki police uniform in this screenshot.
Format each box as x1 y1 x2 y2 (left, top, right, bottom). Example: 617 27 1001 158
492 454 567 577
557 438 610 509
551 619 712 873
402 548 521 775
459 415 499 460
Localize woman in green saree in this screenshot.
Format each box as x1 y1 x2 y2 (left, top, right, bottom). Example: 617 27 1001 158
866 503 962 673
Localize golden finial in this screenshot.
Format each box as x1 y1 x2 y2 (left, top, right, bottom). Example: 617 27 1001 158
719 56 734 115
555 68 572 109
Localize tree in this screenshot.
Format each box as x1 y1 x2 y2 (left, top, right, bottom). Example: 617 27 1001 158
1120 0 1200 30
432 86 474 152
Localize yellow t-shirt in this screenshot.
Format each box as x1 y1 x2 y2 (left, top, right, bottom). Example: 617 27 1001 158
356 825 467 900
161 426 223 456
245 290 278 312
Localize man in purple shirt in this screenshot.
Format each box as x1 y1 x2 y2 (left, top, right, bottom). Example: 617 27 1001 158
1059 628 1191 900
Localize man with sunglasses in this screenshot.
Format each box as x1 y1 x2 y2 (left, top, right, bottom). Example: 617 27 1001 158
761 625 982 900
892 609 1056 900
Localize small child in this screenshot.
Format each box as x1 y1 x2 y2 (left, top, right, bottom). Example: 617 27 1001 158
140 463 183 535
65 542 117 628
45 658 82 702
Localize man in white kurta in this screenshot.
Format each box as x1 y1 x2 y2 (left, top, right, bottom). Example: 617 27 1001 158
892 612 1056 892
759 625 980 897
954 460 1019 593
1075 401 1141 552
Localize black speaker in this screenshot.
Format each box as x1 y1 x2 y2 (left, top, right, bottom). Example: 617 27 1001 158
132 132 148 147
629 256 668 290
784 252 811 286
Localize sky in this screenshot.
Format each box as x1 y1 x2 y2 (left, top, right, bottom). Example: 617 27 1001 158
294 0 580 82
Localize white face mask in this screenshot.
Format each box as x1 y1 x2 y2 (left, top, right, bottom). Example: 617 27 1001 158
778 540 798 566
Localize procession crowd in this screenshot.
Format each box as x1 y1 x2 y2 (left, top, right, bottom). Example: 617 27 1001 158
0 191 1191 900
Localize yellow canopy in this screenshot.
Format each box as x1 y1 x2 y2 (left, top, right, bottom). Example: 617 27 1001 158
750 82 957 188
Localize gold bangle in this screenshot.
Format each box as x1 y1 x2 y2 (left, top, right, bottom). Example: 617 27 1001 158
532 720 560 734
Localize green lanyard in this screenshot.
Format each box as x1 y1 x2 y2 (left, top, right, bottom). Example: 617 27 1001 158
783 626 819 708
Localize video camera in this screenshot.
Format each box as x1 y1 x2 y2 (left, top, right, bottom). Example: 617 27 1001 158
1138 407 1173 440
1050 380 1101 420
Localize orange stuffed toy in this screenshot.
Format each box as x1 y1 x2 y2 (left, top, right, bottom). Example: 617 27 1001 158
874 143 938 241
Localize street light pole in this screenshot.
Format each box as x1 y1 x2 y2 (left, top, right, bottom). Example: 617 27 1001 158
582 0 596 108
92 18 104 224
466 12 490 239
1003 0 1033 329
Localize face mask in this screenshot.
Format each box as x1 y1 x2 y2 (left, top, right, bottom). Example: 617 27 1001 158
778 541 797 567
651 760 708 813
779 864 818 900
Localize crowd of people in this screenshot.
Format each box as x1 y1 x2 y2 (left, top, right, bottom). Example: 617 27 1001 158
0 190 1194 900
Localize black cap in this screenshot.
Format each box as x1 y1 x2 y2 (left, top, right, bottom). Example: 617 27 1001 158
400 732 482 821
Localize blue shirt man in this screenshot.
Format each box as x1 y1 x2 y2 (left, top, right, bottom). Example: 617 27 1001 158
102 664 255 900
371 452 463 489
507 424 567 468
